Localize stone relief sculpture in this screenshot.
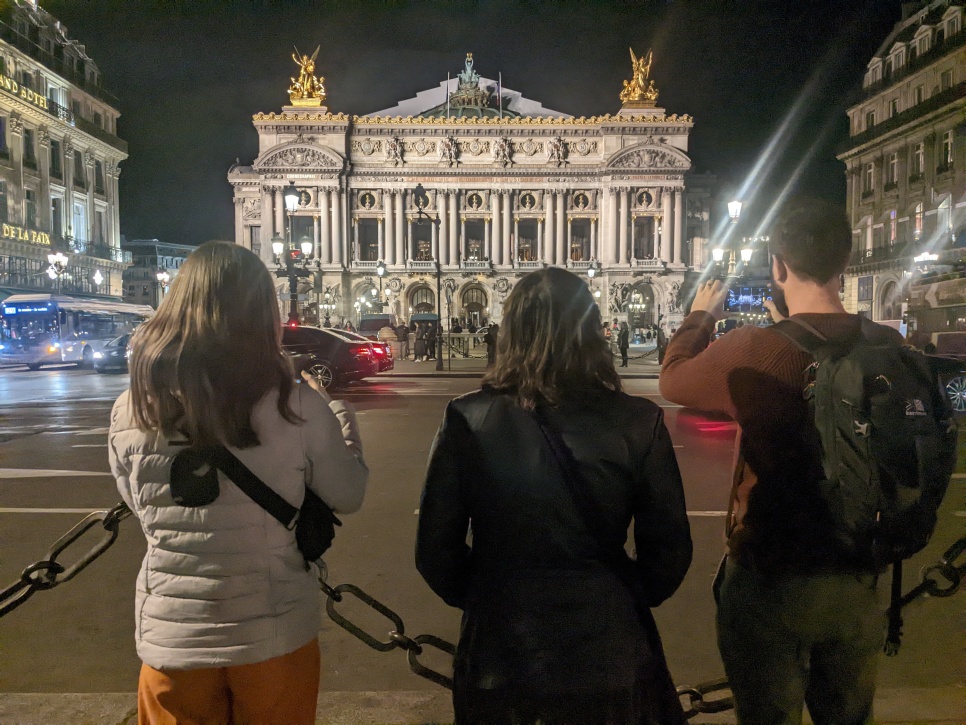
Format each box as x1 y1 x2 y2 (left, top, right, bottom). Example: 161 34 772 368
242 198 260 220
548 136 566 167
666 282 681 313
265 146 334 168
386 136 402 166
612 148 685 169
439 136 459 166
493 136 512 167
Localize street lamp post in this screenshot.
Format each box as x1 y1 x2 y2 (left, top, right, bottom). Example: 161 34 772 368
46 252 68 294
271 230 313 326
375 260 386 310
412 184 444 371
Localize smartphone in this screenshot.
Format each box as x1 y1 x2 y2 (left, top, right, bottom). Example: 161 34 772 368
724 286 769 312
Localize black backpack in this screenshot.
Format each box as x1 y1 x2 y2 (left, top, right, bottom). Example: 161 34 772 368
775 317 958 651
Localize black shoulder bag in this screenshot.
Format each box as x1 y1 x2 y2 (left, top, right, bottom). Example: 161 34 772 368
170 444 341 564
531 409 685 724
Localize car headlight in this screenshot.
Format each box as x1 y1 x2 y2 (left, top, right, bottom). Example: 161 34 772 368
47 345 58 353
93 352 103 359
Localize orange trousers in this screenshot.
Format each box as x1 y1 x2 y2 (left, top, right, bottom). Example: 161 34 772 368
137 638 320 725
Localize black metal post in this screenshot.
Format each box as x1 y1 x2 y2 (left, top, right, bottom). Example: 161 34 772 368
435 260 443 371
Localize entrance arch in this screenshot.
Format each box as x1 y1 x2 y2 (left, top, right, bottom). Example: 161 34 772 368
625 282 656 328
408 284 436 314
460 284 488 325
878 279 901 321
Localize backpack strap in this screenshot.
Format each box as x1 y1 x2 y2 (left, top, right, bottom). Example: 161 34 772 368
204 446 301 530
772 317 829 355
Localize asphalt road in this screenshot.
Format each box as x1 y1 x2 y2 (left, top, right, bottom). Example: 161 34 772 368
0 366 963 723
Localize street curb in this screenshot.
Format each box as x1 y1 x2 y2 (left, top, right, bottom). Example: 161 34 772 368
1 686 963 724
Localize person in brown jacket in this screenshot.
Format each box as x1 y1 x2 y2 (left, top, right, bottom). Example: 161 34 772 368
659 201 900 725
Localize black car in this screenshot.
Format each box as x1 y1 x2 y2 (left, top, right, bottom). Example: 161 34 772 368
333 328 395 373
93 333 131 374
281 325 377 390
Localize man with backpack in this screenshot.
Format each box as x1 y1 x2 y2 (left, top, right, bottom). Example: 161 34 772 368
659 201 956 725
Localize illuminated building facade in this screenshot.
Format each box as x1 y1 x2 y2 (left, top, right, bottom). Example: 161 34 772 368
838 0 965 321
229 51 714 330
0 0 129 302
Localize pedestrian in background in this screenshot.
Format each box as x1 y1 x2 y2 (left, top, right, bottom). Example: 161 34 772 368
483 322 499 367
426 323 438 360
655 325 667 364
618 321 630 367
395 322 410 360
109 242 368 725
414 323 427 362
417 267 692 725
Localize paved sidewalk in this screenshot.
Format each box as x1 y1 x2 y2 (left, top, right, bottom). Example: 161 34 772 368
2 686 963 724
382 342 661 379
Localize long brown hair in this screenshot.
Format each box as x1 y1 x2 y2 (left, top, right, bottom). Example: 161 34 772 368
128 241 299 448
483 267 621 407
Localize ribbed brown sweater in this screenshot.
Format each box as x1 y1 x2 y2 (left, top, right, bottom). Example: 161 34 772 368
660 311 902 573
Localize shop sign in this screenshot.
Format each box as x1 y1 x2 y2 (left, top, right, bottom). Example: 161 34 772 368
2 223 50 245
0 73 49 111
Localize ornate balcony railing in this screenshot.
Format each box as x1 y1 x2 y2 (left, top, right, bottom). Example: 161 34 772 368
67 237 131 263
631 258 666 270
461 260 492 271
407 260 437 271
516 260 543 269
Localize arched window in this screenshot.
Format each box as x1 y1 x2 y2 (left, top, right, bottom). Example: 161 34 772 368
461 286 487 311
410 286 435 313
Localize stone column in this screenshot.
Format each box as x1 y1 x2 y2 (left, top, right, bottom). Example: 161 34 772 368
234 198 244 247
352 218 360 262
652 214 660 259
438 191 448 265
491 192 501 265
556 191 566 266
618 189 629 265
383 191 394 266
319 189 331 264
607 188 619 264
38 128 51 234
274 188 284 241
407 218 413 263
331 189 343 266
377 218 385 263
629 212 636 260
537 219 544 261
394 190 405 265
567 210 573 262
591 218 597 261
674 188 684 265
311 213 319 259
431 218 439 261
85 151 95 245
502 190 512 265
448 193 458 265
111 165 121 250
513 216 520 265
544 191 555 265
661 187 672 264
62 134 74 236
460 217 466 263
8 117 23 226
259 186 273 263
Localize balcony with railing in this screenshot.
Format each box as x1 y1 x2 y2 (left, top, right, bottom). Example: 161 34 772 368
862 29 966 98
630 257 666 270
407 259 437 272
351 259 378 271
516 260 543 269
460 260 492 271
842 83 966 152
67 237 131 263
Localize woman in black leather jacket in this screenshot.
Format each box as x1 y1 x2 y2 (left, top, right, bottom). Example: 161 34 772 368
416 267 692 725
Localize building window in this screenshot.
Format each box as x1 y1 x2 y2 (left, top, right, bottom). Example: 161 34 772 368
51 196 62 236
915 203 924 239
94 160 104 193
19 70 32 90
865 110 875 130
949 17 961 36
914 84 925 104
94 210 105 244
918 35 929 55
72 200 86 242
49 138 61 177
92 111 102 129
940 130 954 171
941 69 954 91
857 276 873 302
0 181 7 222
0 116 7 156
889 210 897 243
127 285 134 296
894 50 905 68
22 128 35 168
888 98 899 117
886 153 898 188
863 163 874 194
912 142 924 177
72 150 85 187
142 285 149 296
25 189 36 227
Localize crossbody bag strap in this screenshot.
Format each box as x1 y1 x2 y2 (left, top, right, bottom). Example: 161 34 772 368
532 408 622 566
204 446 301 530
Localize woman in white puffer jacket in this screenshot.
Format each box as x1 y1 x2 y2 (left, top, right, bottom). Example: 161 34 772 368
109 241 368 725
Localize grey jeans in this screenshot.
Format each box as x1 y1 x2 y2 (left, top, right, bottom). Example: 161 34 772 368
716 556 884 725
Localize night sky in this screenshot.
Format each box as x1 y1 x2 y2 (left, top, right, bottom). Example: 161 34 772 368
42 0 902 246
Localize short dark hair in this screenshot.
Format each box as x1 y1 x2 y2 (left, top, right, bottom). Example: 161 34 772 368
774 200 851 284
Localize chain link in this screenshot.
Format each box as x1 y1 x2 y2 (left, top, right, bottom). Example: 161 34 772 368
315 566 457 689
0 502 132 617
677 678 734 719
898 535 966 609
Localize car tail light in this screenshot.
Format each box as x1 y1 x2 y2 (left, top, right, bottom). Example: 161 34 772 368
372 345 386 357
351 344 372 357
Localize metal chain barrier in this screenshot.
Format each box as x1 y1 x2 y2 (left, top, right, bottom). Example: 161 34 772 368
897 535 966 609
676 678 734 720
0 502 132 617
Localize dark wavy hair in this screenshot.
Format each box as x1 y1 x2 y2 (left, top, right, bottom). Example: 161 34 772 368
128 241 299 448
774 199 851 284
482 267 621 407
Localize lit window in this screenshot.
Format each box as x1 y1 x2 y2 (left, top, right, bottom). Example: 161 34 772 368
887 153 898 184
864 163 875 192
912 143 924 175
889 210 897 243
915 203 924 238
941 130 954 168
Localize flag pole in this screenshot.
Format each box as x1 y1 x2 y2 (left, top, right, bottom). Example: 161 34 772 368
498 72 503 119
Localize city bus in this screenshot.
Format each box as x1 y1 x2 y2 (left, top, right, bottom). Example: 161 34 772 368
905 274 966 412
0 294 154 370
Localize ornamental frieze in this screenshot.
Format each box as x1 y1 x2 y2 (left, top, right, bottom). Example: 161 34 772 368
458 139 490 156
566 139 598 156
403 139 437 156
351 139 383 155
258 145 342 169
513 139 544 156
349 113 692 125
611 147 687 169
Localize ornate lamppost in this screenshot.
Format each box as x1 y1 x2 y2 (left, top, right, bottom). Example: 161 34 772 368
47 252 68 293
272 232 314 326
412 183 444 371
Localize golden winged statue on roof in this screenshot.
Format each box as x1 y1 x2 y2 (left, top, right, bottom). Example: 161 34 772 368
620 47 659 105
288 45 326 105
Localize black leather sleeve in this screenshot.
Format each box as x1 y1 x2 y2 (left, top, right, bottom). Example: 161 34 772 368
632 409 693 607
415 401 473 609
